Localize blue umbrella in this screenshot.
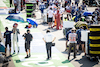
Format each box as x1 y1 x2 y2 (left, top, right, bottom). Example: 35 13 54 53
27 18 38 27
83 11 93 16
6 15 24 22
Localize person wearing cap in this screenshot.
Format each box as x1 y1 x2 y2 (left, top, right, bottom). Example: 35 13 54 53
76 26 85 52
4 27 12 56
12 23 20 54
43 30 56 60
23 30 33 58
68 28 77 60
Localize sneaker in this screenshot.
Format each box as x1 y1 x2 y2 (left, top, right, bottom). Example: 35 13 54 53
46 58 49 60
9 54 12 57
13 50 15 54
74 56 76 59
18 47 20 54
48 27 50 29
25 55 28 58
68 56 70 60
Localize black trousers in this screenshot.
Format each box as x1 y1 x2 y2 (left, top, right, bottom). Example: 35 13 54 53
68 43 76 58
46 42 52 59
10 0 12 7
15 6 17 13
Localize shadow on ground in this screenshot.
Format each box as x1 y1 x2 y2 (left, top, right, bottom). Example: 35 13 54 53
75 56 98 67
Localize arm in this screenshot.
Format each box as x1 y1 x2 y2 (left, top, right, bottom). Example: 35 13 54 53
52 37 56 42
4 33 6 38
66 40 68 46
17 29 20 34
43 38 46 43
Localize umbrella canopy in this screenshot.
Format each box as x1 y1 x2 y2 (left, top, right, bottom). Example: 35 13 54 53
83 11 93 16
27 18 38 27
6 15 24 22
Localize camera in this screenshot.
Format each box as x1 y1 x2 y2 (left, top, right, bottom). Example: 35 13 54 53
22 33 26 37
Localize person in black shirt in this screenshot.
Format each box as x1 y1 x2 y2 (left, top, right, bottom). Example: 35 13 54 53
4 27 12 56
23 30 33 58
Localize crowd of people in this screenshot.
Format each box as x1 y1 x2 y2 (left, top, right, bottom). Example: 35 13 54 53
39 0 88 30
39 0 100 60
1 0 100 61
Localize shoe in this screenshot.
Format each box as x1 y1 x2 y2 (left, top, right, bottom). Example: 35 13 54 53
51 27 53 29
77 50 79 52
13 50 15 54
46 58 49 60
25 55 28 58
74 56 76 59
9 54 12 57
48 27 50 29
17 47 20 54
68 56 70 60
18 50 19 54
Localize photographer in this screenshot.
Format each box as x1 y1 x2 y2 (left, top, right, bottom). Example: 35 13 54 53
23 30 33 58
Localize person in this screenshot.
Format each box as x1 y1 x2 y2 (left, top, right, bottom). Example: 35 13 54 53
36 0 39 6
59 6 65 28
65 0 69 7
47 8 54 29
55 10 62 30
39 2 46 17
14 0 18 13
81 1 87 11
75 7 84 22
75 0 79 7
66 3 72 20
4 27 12 56
71 3 76 17
76 26 85 52
23 30 33 58
68 28 77 60
12 23 20 54
43 30 56 60
9 0 13 7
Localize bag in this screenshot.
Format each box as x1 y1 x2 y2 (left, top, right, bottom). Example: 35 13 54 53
52 43 55 46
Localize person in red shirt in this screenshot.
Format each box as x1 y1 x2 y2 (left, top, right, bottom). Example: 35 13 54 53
55 10 62 30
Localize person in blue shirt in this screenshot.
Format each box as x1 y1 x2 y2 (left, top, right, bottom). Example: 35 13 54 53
71 3 76 17
75 0 79 7
81 1 87 10
39 2 46 17
4 27 12 56
74 7 84 22
76 26 85 52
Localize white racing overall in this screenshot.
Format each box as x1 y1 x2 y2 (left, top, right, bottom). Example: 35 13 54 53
13 29 19 52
